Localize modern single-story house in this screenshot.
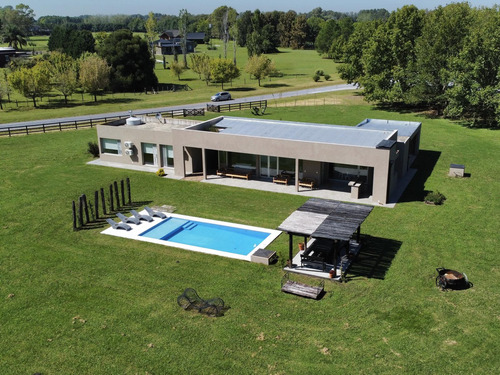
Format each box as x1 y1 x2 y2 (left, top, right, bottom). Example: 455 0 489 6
95 115 421 205
154 38 196 55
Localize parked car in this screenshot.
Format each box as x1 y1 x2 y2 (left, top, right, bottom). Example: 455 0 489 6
211 91 232 101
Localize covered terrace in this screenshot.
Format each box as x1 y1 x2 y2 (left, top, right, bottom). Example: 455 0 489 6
278 198 373 280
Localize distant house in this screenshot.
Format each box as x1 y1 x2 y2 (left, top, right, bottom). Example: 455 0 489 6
0 47 17 68
155 30 205 56
159 30 205 44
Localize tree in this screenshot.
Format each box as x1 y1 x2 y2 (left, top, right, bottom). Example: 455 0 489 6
0 4 34 49
210 58 240 89
170 60 184 80
48 26 95 58
79 53 110 102
290 15 308 49
8 59 52 107
190 53 211 84
178 9 189 68
315 19 339 54
445 7 500 127
145 12 158 58
413 3 474 112
97 29 158 92
245 55 275 86
278 10 297 48
48 52 78 104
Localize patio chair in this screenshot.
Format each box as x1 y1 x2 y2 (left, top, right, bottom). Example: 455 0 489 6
130 209 154 222
116 212 140 225
177 288 226 317
106 218 132 231
144 206 167 219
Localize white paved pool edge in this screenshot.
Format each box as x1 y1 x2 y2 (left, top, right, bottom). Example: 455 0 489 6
101 210 282 261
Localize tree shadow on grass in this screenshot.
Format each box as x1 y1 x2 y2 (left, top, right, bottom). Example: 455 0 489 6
230 87 256 92
346 235 402 281
262 83 290 89
399 150 441 203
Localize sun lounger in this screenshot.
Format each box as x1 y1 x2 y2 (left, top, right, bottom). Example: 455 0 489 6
130 209 153 222
106 218 132 231
144 206 167 219
116 212 141 225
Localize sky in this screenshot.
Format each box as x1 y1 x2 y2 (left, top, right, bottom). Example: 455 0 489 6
7 0 500 17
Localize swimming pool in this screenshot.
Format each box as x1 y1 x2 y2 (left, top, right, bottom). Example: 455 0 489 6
102 211 281 261
140 217 270 256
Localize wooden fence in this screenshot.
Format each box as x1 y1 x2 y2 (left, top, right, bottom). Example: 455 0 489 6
0 108 205 137
206 100 267 113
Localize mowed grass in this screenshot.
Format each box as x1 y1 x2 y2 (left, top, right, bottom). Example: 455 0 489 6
0 102 499 374
0 42 341 124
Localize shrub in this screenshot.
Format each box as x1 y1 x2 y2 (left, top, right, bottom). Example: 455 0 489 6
156 168 166 177
324 74 331 81
313 74 321 82
315 69 324 76
425 190 446 205
87 141 100 157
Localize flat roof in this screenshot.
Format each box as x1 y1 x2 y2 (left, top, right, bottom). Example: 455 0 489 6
211 117 395 148
356 118 421 138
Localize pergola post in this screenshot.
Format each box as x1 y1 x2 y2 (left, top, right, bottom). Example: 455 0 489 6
288 233 293 267
202 148 207 180
295 158 300 192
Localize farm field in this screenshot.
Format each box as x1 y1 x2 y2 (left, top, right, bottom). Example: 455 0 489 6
1 102 499 374
0 41 342 124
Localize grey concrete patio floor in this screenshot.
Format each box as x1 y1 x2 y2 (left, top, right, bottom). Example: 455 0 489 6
88 160 417 208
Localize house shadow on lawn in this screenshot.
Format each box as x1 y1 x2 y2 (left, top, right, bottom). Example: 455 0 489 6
399 150 441 203
346 235 402 281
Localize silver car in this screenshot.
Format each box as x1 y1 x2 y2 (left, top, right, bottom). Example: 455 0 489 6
211 91 232 101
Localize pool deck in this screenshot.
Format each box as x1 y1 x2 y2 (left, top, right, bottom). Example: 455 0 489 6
102 210 281 262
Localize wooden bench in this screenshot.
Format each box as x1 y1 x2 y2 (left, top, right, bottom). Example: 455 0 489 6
217 168 252 180
299 178 316 189
280 273 324 299
273 174 289 184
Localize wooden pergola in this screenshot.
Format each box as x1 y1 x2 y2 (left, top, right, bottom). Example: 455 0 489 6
278 198 373 268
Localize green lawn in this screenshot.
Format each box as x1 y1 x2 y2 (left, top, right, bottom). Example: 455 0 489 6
0 43 342 124
1 103 499 374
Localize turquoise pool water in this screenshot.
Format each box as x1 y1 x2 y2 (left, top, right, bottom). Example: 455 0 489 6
140 217 270 256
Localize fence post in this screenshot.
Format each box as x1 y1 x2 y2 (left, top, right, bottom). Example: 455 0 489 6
25 126 28 135
90 119 93 128
72 200 77 231
109 184 114 211
126 177 131 204
100 187 106 215
82 194 90 223
114 181 120 210
78 196 84 227
42 124 46 133
120 180 125 206
94 190 99 220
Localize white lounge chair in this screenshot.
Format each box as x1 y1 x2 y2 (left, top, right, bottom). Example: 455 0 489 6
106 218 132 231
130 209 153 222
144 206 167 219
116 212 140 225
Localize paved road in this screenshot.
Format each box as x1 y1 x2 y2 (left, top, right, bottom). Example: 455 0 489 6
0 83 357 130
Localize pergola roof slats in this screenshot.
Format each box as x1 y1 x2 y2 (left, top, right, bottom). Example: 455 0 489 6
278 198 373 241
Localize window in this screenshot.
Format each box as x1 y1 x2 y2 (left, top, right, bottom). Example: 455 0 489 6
142 143 158 166
161 145 174 168
101 138 121 155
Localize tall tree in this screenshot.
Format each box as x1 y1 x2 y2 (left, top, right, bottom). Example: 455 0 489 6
445 7 500 127
413 3 474 111
178 9 189 68
0 4 34 49
290 15 308 49
278 10 297 48
8 59 52 107
97 29 158 92
79 53 110 102
145 12 158 58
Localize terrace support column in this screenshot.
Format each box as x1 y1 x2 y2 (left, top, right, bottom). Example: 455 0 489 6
288 233 293 267
202 148 207 180
295 158 300 192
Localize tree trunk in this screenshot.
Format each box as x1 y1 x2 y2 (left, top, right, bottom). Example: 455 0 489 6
94 94 97 102
32 95 37 108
